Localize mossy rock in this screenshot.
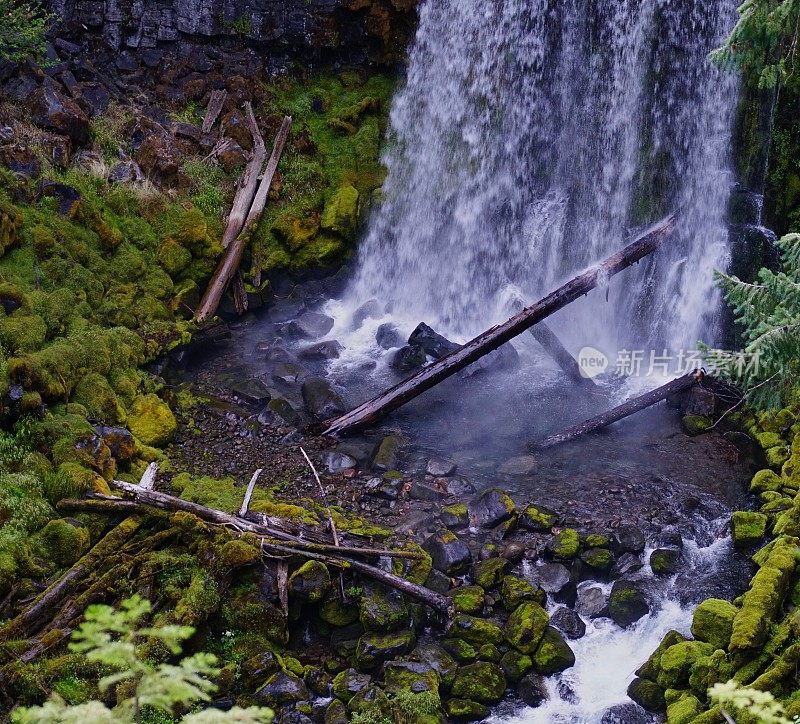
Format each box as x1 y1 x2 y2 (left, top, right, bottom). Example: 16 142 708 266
690 598 738 650
500 574 542 610
608 579 649 628
449 585 485 615
636 630 687 682
36 518 90 567
532 626 575 675
750 469 783 494
0 197 23 254
656 641 714 689
217 539 260 570
471 557 507 589
441 503 469 529
584 533 610 548
649 548 682 576
288 560 331 603
580 547 614 573
0 312 47 353
354 629 416 670
157 239 192 276
627 676 665 712
441 638 477 663
127 393 176 447
359 584 408 631
665 693 702 724
451 661 507 704
756 431 784 450
549 528 580 559
332 668 371 703
682 415 711 436
320 596 360 627
503 602 549 654
520 504 558 532
445 698 488 721
499 650 532 683
452 614 503 646
688 649 734 695
731 511 768 548
71 372 126 424
321 184 359 238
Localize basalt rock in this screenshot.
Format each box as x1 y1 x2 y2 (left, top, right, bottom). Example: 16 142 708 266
354 629 416 670
302 377 346 419
451 661 507 704
423 529 472 574
550 606 586 640
288 560 331 603
504 601 549 654
376 322 404 349
607 579 649 628
255 671 309 708
613 525 646 554
299 340 344 360
649 548 682 576
469 488 516 528
532 625 575 674
516 671 549 707
30 85 90 146
392 344 426 372
409 322 460 359
520 504 558 532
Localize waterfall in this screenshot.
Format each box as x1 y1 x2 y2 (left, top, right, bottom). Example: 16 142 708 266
340 0 739 361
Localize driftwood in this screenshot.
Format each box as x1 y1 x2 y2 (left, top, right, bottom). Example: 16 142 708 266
108 480 453 619
326 213 678 435
194 115 292 323
221 102 267 249
530 323 596 387
202 89 228 134
239 468 263 517
535 372 699 449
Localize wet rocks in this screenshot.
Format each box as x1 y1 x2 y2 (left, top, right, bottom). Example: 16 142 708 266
285 311 335 339
626 677 665 712
409 322 459 359
298 340 343 360
535 563 570 594
351 299 382 329
354 630 416 670
288 560 331 603
516 671 549 707
576 585 607 618
391 344 426 372
322 451 357 473
254 671 308 708
471 557 507 589
371 435 400 472
649 548 681 576
499 455 537 476
580 547 615 574
359 585 407 631
532 626 575 674
449 585 485 615
547 528 580 559
331 669 371 704
731 510 768 547
301 377 346 419
520 504 558 532
451 662 507 703
613 525 646 554
427 457 457 477
504 601 549 654
445 699 489 720
376 322 404 349
690 598 737 650
550 606 586 640
469 488 516 528
607 579 649 628
364 474 404 500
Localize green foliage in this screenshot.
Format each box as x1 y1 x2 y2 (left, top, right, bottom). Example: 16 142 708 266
0 0 52 63
13 595 274 724
709 679 797 723
711 0 800 88
704 233 800 408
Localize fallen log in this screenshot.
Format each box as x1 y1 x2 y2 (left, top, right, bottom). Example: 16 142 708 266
325 213 678 435
534 372 698 449
530 323 595 387
194 115 292 323
202 89 228 134
108 480 452 619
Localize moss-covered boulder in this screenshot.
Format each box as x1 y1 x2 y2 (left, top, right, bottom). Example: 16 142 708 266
608 579 649 628
359 584 408 631
666 694 702 724
499 650 533 683
354 629 416 670
320 596 360 627
254 671 309 707
468 488 516 529
452 614 503 646
423 529 472 574
332 668 371 704
656 641 714 689
627 676 665 712
520 503 558 532
500 575 542 610
682 415 712 436
445 698 488 721
730 536 797 651
442 638 477 663
504 602 549 654
37 518 91 567
471 557 507 589
321 184 359 238
288 560 331 603
690 598 738 650
71 373 126 424
127 393 176 447
649 548 682 576
410 642 458 688
580 546 614 573
636 630 686 682
382 659 440 695
731 511 768 548
441 503 470 529
688 649 734 694
548 528 580 559
449 585 485 615
750 468 783 494
532 626 575 674
451 661 507 703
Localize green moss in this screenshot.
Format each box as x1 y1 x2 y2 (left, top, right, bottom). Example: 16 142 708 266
584 533 610 548
751 469 784 494
500 575 541 610
288 560 331 603
580 547 614 572
441 638 477 663
471 557 507 589
666 694 702 724
320 597 360 627
451 661 506 704
127 393 176 447
551 528 580 559
452 614 503 646
520 504 558 532
71 372 126 424
532 626 575 674
682 415 712 435
35 518 90 567
174 569 220 626
504 602 549 654
656 641 715 689
691 598 738 650
449 585 485 615
445 698 488 721
0 312 47 353
731 511 768 548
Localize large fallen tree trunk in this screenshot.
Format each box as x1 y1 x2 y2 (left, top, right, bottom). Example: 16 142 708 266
531 323 596 387
325 213 678 435
194 116 292 324
535 372 698 449
108 480 453 620
221 102 266 249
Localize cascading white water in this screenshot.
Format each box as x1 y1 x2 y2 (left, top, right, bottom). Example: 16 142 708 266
339 0 739 358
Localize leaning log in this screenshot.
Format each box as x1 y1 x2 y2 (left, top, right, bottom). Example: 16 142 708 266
194 115 292 323
532 323 596 387
535 373 698 449
202 89 228 134
221 102 266 249
325 213 678 435
108 480 453 619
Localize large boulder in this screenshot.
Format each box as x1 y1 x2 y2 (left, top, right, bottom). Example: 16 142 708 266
321 184 360 238
504 602 549 654
532 626 575 674
391 344 426 372
331 668 371 704
30 85 90 146
254 671 308 707
655 641 714 689
288 560 331 603
451 661 507 704
359 584 408 631
516 672 549 708
626 677 665 712
354 630 416 670
607 579 649 628
731 511 768 548
550 606 586 640
613 525 646 554
408 322 460 358
127 393 176 447
136 133 182 185
285 311 335 339
302 377 346 419
690 598 737 650
452 614 503 646
520 503 558 532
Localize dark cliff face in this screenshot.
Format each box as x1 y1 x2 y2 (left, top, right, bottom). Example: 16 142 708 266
48 0 418 65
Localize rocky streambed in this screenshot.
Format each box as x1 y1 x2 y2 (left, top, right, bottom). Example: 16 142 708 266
149 273 767 723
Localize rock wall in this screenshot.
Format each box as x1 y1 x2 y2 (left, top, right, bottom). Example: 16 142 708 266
47 0 418 65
